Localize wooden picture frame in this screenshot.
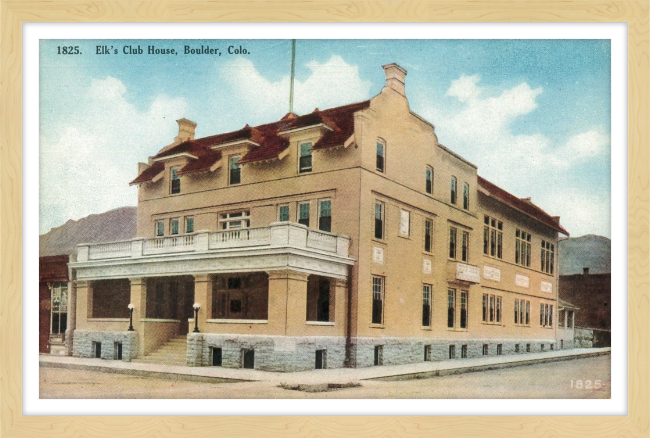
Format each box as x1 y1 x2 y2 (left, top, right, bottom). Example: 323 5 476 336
1 1 647 437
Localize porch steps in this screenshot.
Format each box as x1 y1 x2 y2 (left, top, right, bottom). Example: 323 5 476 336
132 336 188 366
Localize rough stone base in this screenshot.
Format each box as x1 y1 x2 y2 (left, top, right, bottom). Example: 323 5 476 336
349 337 559 368
187 334 346 372
72 330 138 362
575 328 594 348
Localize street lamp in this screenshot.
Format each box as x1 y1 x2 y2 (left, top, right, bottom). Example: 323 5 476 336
192 302 201 333
127 303 134 331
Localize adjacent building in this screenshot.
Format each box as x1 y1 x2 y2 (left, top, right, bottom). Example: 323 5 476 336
69 63 569 371
39 255 72 355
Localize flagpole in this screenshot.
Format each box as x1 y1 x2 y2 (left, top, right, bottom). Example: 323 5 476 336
289 39 296 114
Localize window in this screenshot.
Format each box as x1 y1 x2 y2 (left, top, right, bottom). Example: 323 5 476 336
425 166 433 194
424 219 433 252
422 284 432 327
374 201 385 240
318 199 332 232
526 343 531 352
483 215 503 258
229 155 241 185
170 217 180 235
50 282 68 335
374 345 383 366
450 176 457 204
449 345 456 359
242 349 255 369
93 342 102 358
170 167 181 194
515 299 531 325
497 344 503 355
299 142 312 173
278 204 290 222
482 344 489 356
399 210 410 237
315 349 327 369
424 345 432 361
219 211 250 230
515 229 532 267
541 240 555 274
540 303 554 327
541 343 545 351
184 216 194 234
298 202 310 227
515 344 520 353
212 347 222 366
114 342 123 360
376 140 385 172
461 230 470 262
460 291 468 329
482 293 502 324
447 289 456 328
461 345 468 358
155 220 164 237
449 227 457 259
372 276 384 325
463 182 470 209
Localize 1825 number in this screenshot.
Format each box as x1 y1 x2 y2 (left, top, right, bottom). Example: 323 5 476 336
570 379 603 389
57 46 81 55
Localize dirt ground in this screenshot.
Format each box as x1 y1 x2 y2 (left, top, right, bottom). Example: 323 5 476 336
39 355 610 399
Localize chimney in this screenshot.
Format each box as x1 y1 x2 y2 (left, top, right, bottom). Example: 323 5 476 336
382 63 407 96
583 267 590 275
175 118 197 143
552 215 561 224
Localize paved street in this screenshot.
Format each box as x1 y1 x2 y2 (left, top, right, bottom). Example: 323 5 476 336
40 355 610 399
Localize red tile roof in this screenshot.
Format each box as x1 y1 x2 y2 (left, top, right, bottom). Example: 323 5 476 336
478 176 569 236
131 100 371 182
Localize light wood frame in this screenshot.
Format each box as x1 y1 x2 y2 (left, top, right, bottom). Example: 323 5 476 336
1 1 647 437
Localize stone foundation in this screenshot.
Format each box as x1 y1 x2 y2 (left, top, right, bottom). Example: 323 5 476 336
187 334 346 372
72 330 139 361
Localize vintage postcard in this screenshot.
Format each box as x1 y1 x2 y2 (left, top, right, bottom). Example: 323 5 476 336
38 38 611 399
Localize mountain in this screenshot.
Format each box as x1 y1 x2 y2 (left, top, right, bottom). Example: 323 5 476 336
40 207 137 257
558 234 611 275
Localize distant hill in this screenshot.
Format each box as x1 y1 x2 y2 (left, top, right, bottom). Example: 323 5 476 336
40 207 137 257
558 234 611 275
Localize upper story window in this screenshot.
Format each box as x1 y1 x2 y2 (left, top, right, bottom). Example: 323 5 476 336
482 293 502 324
540 303 554 327
483 215 503 258
372 276 385 325
318 199 332 232
425 166 433 194
155 220 164 237
516 229 532 267
219 211 250 230
463 183 470 210
514 298 531 326
541 240 555 274
170 167 181 194
399 209 410 237
449 227 457 259
447 289 456 328
460 290 468 329
461 230 470 262
449 227 470 262
298 202 310 227
50 282 68 335
374 201 385 240
278 204 290 222
450 176 457 204
184 216 194 234
424 219 433 253
376 140 385 173
170 217 180 235
299 142 313 173
229 155 241 185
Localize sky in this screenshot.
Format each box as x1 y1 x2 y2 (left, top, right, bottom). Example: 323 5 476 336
39 39 611 237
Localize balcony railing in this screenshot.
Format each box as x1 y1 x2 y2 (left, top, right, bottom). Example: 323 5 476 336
77 222 351 262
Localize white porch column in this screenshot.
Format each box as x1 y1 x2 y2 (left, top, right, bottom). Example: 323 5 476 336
64 279 77 356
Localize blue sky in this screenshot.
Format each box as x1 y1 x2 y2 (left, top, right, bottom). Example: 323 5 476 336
40 39 611 237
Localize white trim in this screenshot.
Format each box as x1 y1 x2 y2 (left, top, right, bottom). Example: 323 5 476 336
152 152 198 162
151 171 164 183
206 319 268 324
306 321 335 326
209 160 222 172
278 123 333 136
139 318 180 323
210 139 260 150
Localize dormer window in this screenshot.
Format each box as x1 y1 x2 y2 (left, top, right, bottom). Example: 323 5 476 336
299 142 312 173
170 167 181 194
229 155 241 185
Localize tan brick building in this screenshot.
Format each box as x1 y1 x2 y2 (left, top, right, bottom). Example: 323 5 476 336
70 63 569 371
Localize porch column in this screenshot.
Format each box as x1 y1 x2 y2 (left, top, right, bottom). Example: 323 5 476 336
129 278 147 356
564 310 568 328
193 275 213 332
333 278 348 327
267 270 309 336
64 279 77 356
75 280 90 328
571 311 575 329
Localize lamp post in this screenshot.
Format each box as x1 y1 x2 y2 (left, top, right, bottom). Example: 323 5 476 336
192 302 201 333
127 303 134 331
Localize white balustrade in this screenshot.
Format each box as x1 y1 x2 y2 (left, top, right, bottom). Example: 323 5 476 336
306 230 338 252
88 241 132 260
208 227 271 249
143 234 195 255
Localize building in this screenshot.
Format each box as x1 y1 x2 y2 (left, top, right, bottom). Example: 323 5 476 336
559 268 611 347
39 255 72 355
68 63 569 371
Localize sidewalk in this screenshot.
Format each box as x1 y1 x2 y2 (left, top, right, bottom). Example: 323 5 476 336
40 347 610 386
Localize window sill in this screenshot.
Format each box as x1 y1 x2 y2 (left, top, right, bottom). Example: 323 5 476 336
447 328 469 332
369 324 385 329
371 239 387 246
421 327 432 331
306 321 335 326
87 318 129 322
140 318 180 323
206 319 268 324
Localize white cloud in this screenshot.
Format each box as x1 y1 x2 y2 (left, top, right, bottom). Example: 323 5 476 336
221 55 371 121
445 74 481 103
40 76 188 233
